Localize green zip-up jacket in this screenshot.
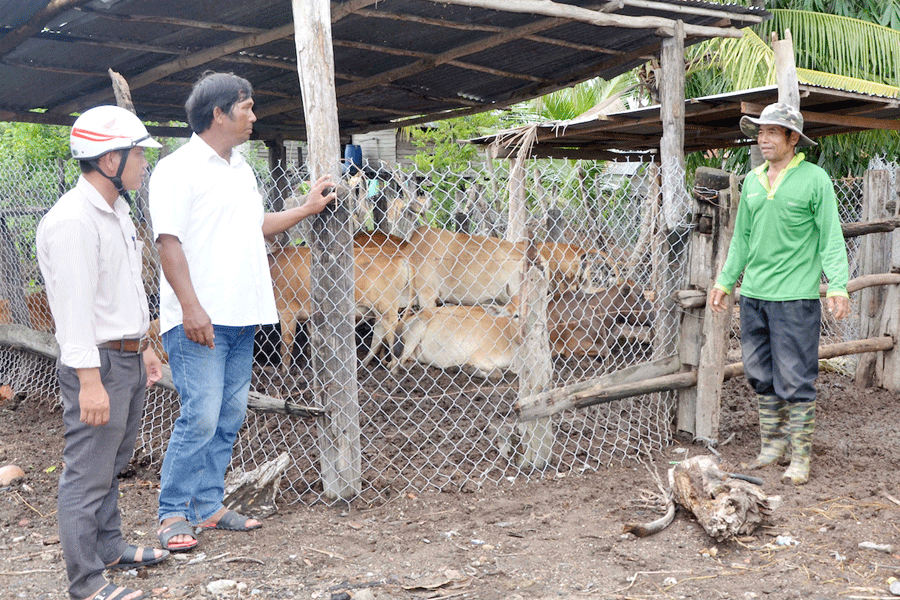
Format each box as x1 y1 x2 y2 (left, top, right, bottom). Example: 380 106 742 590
714 153 849 301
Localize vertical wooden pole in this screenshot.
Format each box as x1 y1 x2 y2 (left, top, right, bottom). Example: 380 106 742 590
658 20 686 234
292 0 360 500
885 168 900 392
855 169 892 388
772 30 800 108
514 235 553 470
657 21 688 431
506 152 527 242
507 153 552 468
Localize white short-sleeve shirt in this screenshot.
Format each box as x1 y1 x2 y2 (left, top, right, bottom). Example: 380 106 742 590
149 134 277 334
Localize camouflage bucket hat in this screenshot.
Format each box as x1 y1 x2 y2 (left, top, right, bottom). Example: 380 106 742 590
740 102 816 147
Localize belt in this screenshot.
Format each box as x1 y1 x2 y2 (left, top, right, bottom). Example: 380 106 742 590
98 338 149 353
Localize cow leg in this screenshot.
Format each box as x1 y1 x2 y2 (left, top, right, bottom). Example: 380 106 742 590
361 317 384 367
280 312 298 375
389 319 419 374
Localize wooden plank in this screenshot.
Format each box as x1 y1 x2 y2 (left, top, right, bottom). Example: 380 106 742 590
293 0 361 500
726 336 895 380
428 0 746 38
659 19 692 431
694 174 738 441
677 273 900 310
619 0 767 22
515 354 682 420
742 102 900 132
841 217 900 238
855 170 892 387
573 371 698 410
506 150 528 242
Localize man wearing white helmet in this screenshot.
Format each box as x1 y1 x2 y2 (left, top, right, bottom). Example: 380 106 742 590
37 105 167 600
708 102 850 486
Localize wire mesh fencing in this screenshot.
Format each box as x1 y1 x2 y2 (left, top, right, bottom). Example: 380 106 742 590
0 149 884 506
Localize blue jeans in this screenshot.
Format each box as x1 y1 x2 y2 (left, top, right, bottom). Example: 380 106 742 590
158 324 256 524
740 296 820 403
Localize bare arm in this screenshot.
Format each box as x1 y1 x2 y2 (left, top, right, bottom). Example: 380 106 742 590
262 174 336 237
156 233 215 349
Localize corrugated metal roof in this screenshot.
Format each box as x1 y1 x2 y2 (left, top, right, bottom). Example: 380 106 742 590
469 84 900 159
0 0 767 141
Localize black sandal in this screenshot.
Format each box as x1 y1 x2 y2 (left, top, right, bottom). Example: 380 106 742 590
105 544 169 570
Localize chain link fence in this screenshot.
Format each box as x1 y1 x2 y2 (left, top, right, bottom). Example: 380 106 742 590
0 148 885 506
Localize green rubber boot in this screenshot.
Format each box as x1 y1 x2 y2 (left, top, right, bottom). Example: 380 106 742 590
747 394 789 470
782 401 816 485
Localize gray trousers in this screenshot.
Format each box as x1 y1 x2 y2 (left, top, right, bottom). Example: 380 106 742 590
739 296 821 403
57 349 145 600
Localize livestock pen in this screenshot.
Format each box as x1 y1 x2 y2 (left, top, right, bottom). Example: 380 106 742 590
0 152 894 506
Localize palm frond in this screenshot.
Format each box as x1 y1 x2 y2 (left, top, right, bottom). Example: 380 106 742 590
759 10 900 86
701 29 775 90
797 69 900 98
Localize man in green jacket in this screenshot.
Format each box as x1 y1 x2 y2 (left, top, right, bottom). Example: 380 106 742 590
709 102 850 485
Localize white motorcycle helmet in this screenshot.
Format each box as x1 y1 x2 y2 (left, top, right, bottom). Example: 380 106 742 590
71 105 161 159
70 105 162 200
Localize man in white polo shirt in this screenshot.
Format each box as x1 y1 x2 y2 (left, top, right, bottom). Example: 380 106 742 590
149 72 334 552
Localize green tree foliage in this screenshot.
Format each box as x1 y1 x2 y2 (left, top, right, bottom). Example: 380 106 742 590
407 111 503 225
0 121 70 162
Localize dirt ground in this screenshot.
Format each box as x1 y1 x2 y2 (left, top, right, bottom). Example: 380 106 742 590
2 370 900 600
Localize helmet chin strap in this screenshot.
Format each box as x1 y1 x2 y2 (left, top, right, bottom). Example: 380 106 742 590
90 147 133 204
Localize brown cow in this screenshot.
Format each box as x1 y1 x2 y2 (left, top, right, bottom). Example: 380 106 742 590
392 304 520 380
405 226 527 308
537 241 614 291
547 283 654 358
269 242 412 372
0 289 54 333
406 227 605 310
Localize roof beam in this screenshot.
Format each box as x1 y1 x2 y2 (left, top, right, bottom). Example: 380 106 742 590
618 0 767 23
356 8 625 56
332 39 550 83
336 16 570 98
52 23 295 114
257 14 573 121
0 0 94 56
33 30 184 56
50 0 381 115
74 6 267 35
741 102 900 131
422 0 747 39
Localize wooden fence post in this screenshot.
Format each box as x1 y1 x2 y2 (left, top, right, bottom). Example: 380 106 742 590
856 168 900 391
677 168 738 438
655 20 687 419
292 0 361 500
515 236 553 470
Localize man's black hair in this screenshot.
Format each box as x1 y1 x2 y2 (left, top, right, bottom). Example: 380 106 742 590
185 71 253 134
